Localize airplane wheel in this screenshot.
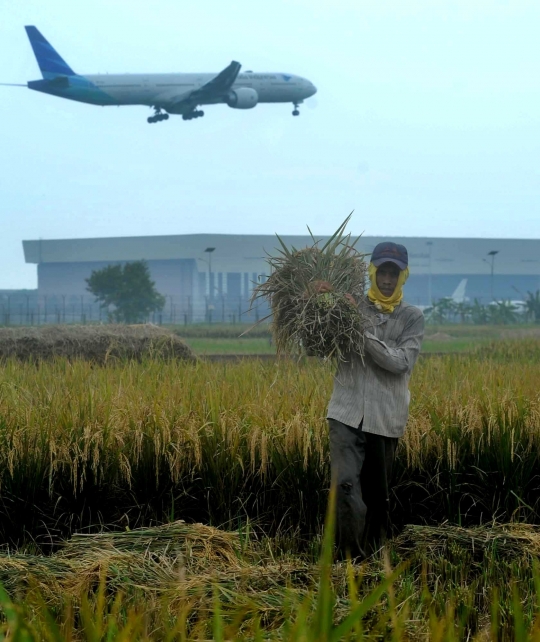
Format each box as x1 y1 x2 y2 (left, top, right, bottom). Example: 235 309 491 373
292 109 300 116
163 113 169 120
199 110 204 117
147 116 154 123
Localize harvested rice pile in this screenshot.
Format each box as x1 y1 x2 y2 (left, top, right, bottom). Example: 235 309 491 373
3 521 539 617
0 521 314 611
0 324 196 363
395 523 540 560
252 216 369 361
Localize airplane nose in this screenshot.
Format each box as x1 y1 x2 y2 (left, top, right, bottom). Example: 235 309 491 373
308 82 317 97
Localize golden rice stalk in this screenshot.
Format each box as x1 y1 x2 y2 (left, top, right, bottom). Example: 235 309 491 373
251 215 369 361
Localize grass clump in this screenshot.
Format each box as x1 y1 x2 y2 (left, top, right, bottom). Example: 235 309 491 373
251 216 369 361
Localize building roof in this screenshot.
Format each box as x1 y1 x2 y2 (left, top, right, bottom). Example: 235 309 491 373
23 233 540 276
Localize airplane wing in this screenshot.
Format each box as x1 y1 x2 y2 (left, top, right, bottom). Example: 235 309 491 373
159 60 241 112
193 60 241 100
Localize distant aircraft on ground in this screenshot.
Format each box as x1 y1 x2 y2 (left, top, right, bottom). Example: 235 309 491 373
418 278 469 314
1 26 317 123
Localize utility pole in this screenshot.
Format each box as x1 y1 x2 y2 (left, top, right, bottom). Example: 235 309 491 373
484 250 499 301
203 247 216 323
204 247 215 301
426 241 433 306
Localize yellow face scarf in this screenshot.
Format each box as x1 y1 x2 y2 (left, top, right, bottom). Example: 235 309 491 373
367 262 409 314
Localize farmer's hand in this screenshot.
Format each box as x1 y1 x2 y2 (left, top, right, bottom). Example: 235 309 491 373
307 282 356 306
309 280 333 294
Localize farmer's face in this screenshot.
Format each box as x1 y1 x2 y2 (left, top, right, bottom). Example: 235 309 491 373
376 262 400 296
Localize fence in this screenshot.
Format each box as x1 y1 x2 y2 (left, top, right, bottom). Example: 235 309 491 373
0 294 269 326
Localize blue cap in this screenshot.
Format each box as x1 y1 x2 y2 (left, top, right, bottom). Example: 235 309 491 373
371 242 408 270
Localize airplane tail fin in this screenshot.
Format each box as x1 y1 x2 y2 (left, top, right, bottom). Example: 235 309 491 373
451 278 468 303
24 26 76 78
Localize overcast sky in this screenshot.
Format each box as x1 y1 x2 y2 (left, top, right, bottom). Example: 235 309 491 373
1 0 539 289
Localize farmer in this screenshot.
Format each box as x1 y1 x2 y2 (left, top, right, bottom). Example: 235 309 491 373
315 242 424 558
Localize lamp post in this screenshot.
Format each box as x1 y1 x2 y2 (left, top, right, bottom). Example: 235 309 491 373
426 241 433 306
483 250 499 301
201 247 215 323
204 247 215 300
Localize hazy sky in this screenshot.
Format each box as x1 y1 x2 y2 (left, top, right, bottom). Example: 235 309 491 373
1 0 539 289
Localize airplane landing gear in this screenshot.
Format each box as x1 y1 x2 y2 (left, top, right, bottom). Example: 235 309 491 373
182 110 204 121
147 108 169 124
292 103 300 116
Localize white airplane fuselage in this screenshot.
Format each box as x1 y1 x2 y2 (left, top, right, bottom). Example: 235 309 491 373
44 71 316 113
19 26 317 122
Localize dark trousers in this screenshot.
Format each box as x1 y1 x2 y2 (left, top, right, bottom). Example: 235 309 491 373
328 418 398 558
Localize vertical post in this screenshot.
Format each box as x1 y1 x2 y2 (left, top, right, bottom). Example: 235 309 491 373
204 247 216 303
208 252 212 300
426 241 433 306
487 250 499 301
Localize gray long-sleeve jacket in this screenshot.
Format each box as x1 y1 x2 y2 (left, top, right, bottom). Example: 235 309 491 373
326 300 425 438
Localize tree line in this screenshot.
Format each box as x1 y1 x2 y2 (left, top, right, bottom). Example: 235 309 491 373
425 291 540 325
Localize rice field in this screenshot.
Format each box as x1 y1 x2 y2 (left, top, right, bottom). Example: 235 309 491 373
3 337 540 639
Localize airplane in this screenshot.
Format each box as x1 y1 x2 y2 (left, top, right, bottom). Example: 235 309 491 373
1 26 317 124
418 279 468 315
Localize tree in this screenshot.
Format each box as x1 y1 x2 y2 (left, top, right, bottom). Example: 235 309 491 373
86 261 166 323
454 301 471 324
488 300 518 325
526 290 540 323
470 299 489 325
428 297 456 324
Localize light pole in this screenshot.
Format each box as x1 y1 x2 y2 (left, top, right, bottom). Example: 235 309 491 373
483 250 499 301
204 247 215 300
426 241 433 306
200 247 215 323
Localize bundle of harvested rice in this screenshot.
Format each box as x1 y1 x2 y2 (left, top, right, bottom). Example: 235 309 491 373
251 216 369 360
55 521 314 605
0 554 69 603
395 523 540 560
0 324 196 363
60 521 243 572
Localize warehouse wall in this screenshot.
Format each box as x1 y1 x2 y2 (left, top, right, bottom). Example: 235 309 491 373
38 259 198 298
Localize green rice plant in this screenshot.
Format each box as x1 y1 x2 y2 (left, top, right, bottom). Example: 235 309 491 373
251 216 369 361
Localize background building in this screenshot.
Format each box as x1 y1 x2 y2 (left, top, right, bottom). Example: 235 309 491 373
17 233 540 324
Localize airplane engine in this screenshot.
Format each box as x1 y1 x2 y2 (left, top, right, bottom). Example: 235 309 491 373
227 87 258 109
